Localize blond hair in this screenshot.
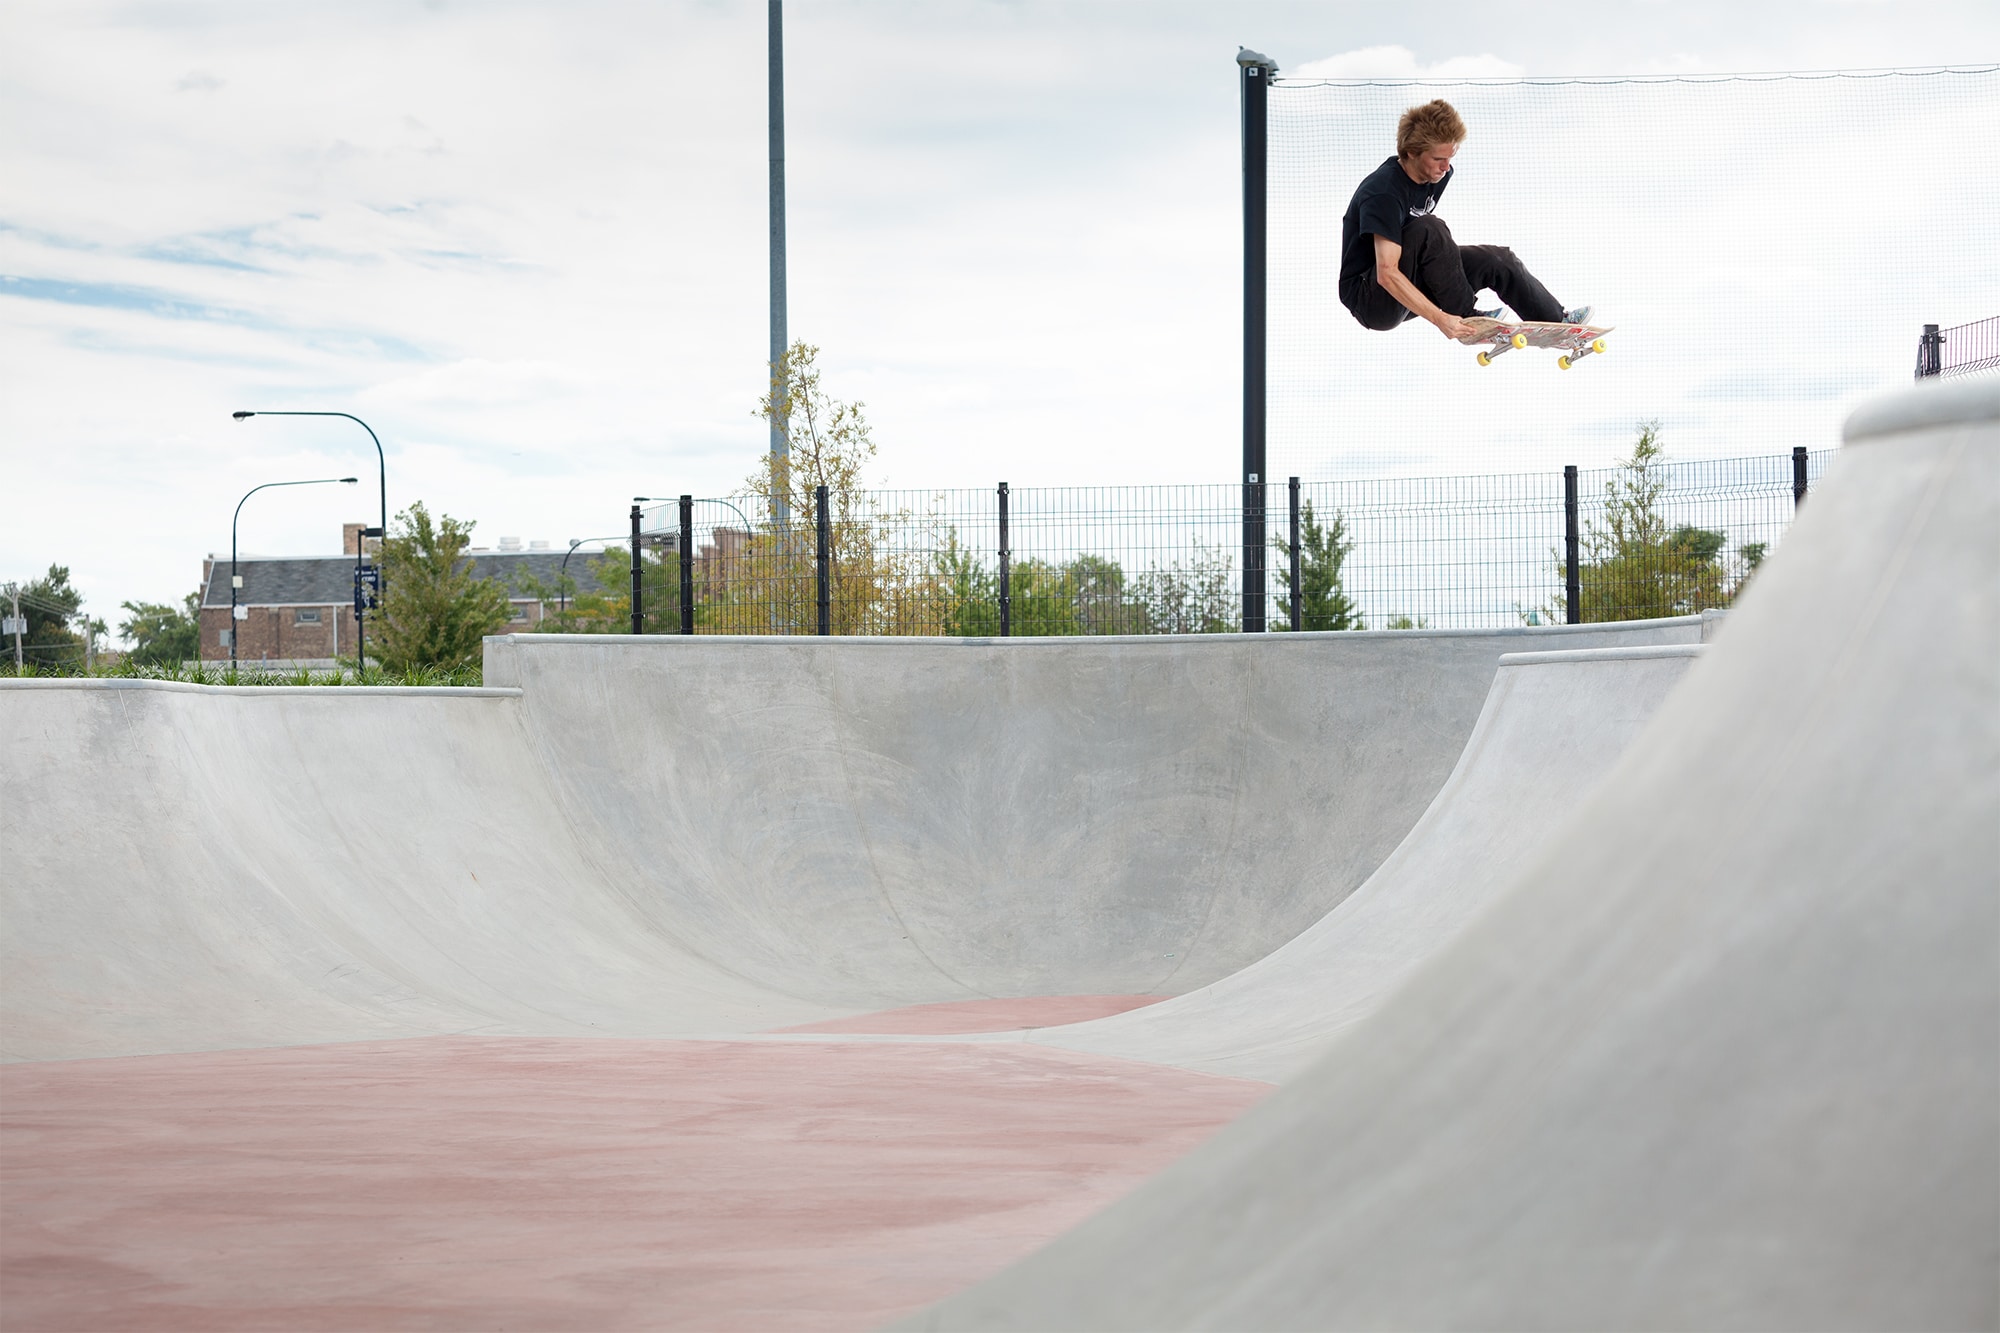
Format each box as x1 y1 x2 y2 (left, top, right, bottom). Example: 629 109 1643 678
1397 99 1466 159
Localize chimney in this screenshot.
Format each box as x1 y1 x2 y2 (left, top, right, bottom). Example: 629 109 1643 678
343 522 380 556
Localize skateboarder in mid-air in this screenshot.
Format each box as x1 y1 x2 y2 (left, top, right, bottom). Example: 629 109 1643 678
1340 98 1590 341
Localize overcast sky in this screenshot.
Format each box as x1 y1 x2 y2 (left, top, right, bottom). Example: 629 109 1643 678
5 0 1998 633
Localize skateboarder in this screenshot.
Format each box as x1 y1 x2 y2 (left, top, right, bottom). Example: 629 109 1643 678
1339 99 1590 341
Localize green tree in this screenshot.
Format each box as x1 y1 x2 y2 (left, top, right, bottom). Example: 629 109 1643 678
4 565 85 670
1550 421 1751 623
120 591 201 666
1130 543 1234 634
516 544 681 634
372 503 512 671
1272 502 1360 631
736 340 942 634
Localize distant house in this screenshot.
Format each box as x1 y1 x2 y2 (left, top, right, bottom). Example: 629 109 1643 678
198 523 605 667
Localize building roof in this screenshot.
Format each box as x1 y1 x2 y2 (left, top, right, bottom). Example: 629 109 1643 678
201 551 610 608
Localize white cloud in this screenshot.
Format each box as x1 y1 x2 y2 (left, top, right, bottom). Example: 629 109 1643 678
1290 46 1528 81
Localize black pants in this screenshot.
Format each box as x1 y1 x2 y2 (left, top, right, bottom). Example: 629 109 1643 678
1340 215 1564 330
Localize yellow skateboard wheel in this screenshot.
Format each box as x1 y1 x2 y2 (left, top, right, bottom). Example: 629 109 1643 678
1591 338 1607 354
1477 351 1492 366
1511 333 1528 349
1557 355 1572 370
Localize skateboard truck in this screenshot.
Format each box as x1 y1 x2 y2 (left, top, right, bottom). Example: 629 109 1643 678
1556 338 1610 371
1476 332 1529 367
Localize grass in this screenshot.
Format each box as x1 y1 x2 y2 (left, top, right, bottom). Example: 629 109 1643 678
5 659 486 687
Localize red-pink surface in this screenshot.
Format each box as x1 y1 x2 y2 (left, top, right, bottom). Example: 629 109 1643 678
777 994 1167 1034
2 1036 1268 1331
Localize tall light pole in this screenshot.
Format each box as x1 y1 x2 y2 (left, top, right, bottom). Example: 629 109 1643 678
768 0 790 526
230 476 358 666
230 411 386 538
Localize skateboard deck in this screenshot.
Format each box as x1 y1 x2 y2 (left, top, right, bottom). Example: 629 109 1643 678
1456 316 1614 369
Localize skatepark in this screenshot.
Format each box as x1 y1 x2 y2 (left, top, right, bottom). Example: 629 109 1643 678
3 378 1995 1328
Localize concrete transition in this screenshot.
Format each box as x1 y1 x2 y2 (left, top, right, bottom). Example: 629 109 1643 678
3 620 1694 1062
4 378 1990 1329
904 380 2000 1328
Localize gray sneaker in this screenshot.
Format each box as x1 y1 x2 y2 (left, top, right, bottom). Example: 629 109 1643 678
1472 307 1503 320
1561 304 1594 326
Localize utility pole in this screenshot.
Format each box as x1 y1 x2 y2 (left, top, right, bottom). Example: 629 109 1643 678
768 0 790 526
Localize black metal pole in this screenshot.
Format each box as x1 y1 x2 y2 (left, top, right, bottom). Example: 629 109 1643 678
230 476 356 668
1238 49 1275 633
1792 446 1809 509
1916 322 1942 379
354 549 366 669
998 481 1012 637
1288 476 1302 632
679 494 696 635
630 502 643 635
1563 464 1582 625
768 0 790 525
814 484 831 636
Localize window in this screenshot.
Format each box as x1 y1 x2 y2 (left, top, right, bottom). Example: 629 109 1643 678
294 608 323 626
508 603 530 622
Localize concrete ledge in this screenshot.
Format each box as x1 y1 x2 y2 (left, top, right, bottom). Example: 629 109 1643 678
1845 375 2000 444
0 678 522 699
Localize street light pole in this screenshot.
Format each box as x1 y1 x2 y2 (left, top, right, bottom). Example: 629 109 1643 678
233 411 389 670
230 477 358 666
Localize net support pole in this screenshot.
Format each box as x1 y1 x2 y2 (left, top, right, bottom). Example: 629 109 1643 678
630 502 644 635
1563 465 1581 625
1916 322 1942 379
814 484 831 636
997 481 1012 638
1288 476 1302 631
679 494 696 634
1238 48 1276 633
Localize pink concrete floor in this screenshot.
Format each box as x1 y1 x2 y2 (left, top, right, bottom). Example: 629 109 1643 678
2 1035 1269 1331
777 994 1167 1034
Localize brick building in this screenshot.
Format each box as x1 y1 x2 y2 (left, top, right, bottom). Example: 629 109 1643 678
198 524 604 667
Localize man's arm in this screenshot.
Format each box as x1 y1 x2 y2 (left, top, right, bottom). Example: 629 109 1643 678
1374 234 1472 341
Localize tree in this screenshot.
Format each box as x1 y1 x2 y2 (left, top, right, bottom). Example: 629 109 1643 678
1272 502 1360 631
3 565 85 669
372 503 512 671
1550 421 1752 623
120 592 200 666
736 341 942 634
1130 543 1234 634
516 544 680 634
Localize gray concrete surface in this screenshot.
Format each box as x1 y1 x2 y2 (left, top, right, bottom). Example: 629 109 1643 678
904 380 2000 1329
1029 643 1704 1082
1 610 1696 1062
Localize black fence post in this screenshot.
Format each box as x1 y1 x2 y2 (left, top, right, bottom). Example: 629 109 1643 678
814 483 830 636
1287 476 1302 632
678 494 695 634
1563 465 1581 625
997 481 1012 637
1238 48 1275 634
1916 322 1942 379
629 502 643 635
1791 447 1809 510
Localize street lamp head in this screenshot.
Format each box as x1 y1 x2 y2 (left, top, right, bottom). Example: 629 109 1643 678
339 477 359 484
231 411 255 420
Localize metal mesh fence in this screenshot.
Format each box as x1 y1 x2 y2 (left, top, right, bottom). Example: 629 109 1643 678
1918 315 2000 379
573 448 1831 636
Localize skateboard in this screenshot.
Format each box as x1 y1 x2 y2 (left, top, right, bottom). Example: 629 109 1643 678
1457 316 1613 370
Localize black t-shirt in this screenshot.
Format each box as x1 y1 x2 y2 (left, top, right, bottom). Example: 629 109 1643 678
1340 155 1452 284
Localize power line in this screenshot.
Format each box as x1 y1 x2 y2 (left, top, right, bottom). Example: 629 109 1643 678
1277 63 1999 89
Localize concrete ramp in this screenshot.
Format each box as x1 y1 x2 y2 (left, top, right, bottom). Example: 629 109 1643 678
904 385 2000 1328
1031 642 1704 1082
1 612 1699 1061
